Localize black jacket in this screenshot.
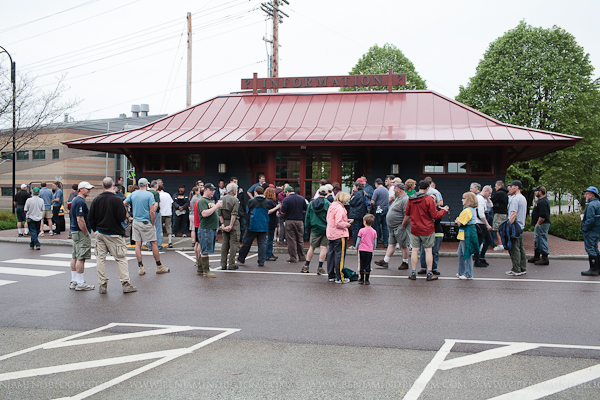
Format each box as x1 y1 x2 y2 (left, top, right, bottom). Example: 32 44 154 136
349 189 367 219
89 191 127 236
491 187 509 214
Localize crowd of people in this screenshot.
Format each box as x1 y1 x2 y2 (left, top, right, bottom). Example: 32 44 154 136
13 173 600 294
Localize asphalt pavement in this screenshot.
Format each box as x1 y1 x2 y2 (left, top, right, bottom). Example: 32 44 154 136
0 243 599 399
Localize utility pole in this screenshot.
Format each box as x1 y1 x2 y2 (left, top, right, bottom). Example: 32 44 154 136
186 12 192 108
261 0 289 94
0 45 16 214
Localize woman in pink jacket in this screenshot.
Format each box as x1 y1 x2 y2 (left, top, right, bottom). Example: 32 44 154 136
326 191 352 283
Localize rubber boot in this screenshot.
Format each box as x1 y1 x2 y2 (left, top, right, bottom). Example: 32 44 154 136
582 255 600 276
535 254 549 266
358 273 364 284
202 257 216 278
364 272 370 285
528 251 540 263
196 256 203 275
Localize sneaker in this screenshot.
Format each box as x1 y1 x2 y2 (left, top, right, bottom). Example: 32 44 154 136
316 267 326 275
49 231 53 236
408 272 417 280
99 283 107 294
228 265 239 270
456 273 460 278
505 270 519 276
168 243 173 248
75 282 95 291
156 265 170 274
39 232 44 237
266 256 278 261
141 244 149 251
335 278 350 284
139 266 146 275
374 260 389 268
398 262 409 270
426 274 438 281
519 271 527 275
417 269 427 275
328 278 335 282
286 259 297 263
122 282 137 293
300 266 310 273
182 234 187 237
69 281 77 289
18 233 23 237
432 270 441 275
494 245 504 251
29 246 34 250
457 275 468 280
348 246 355 250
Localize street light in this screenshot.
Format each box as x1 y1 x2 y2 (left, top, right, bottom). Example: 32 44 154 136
0 45 16 214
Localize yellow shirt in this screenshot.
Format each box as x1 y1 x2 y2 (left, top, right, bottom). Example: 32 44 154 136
456 208 473 241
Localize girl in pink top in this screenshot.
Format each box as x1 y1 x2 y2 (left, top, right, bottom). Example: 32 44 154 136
356 214 377 284
326 191 352 283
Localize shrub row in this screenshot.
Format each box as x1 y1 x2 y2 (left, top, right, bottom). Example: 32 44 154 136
524 212 583 241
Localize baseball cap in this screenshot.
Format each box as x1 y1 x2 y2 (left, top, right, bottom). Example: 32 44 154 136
393 182 405 190
204 183 216 191
32 187 40 193
285 186 294 192
508 180 522 188
78 181 94 190
585 186 599 196
20 184 27 189
356 178 366 185
318 187 328 195
374 178 383 184
137 178 149 186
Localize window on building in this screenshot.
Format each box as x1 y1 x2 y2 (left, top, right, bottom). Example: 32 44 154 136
424 153 444 173
305 151 331 198
471 153 493 173
1 152 13 160
164 154 181 172
17 151 28 161
185 154 202 171
52 149 59 159
33 150 45 160
447 153 467 174
275 151 301 191
145 154 162 171
341 151 365 193
1 188 13 196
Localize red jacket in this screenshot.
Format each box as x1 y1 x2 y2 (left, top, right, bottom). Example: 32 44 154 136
405 192 447 236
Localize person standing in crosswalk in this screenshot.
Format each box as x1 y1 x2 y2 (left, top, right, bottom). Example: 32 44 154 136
24 187 44 250
69 182 95 291
89 177 137 294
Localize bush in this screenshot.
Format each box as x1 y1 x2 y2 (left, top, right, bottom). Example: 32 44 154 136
548 212 583 241
0 211 17 230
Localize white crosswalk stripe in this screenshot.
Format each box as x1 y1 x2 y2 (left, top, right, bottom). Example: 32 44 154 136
0 266 64 277
0 279 17 286
43 253 135 261
1 258 97 268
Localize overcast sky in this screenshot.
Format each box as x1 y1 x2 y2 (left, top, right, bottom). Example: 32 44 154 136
1 0 599 123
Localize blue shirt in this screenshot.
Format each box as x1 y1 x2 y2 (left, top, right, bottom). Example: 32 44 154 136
126 190 155 223
372 186 389 208
70 196 90 232
39 187 53 210
52 188 63 207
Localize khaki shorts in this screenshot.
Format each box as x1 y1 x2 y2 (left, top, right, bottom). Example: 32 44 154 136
42 210 53 219
493 213 508 230
132 220 157 242
71 231 92 260
410 232 435 249
162 215 172 236
309 232 328 248
388 225 410 248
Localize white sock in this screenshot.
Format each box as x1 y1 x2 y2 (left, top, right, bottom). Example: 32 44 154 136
384 255 390 263
403 258 409 263
168 235 172 244
24 229 28 234
18 228 22 234
71 271 77 282
76 273 84 285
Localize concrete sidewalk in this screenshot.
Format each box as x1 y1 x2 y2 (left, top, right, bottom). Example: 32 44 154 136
0 225 587 259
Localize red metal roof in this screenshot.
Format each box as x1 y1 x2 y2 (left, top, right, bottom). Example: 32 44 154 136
65 91 580 160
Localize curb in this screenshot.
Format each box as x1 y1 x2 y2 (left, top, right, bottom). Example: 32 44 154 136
0 236 588 260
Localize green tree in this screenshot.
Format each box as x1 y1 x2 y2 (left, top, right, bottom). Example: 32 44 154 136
456 21 600 199
342 43 427 91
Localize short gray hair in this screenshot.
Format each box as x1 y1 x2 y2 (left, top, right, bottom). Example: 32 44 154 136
226 182 238 194
150 180 158 188
102 177 114 189
470 182 481 191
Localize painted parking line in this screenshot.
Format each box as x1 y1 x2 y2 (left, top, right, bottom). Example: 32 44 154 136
405 339 600 400
1 258 96 268
0 266 64 277
0 322 239 400
0 279 17 286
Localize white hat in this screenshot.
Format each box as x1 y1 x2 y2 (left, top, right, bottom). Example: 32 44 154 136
20 184 27 189
138 178 149 186
78 181 94 190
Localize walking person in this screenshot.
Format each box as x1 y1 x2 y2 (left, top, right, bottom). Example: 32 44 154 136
356 214 377 285
218 183 240 270
581 186 600 276
24 187 44 250
51 181 63 235
237 186 272 267
280 186 307 263
456 192 479 280
326 191 352 283
38 182 53 236
14 184 30 237
302 186 330 274
528 186 551 266
89 177 137 294
195 183 221 277
505 180 528 276
125 178 170 276
69 182 95 291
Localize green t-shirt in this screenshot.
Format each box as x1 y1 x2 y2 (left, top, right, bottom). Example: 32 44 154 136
198 197 219 230
149 190 160 211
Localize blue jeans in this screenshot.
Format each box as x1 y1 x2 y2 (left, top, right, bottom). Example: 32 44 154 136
266 228 275 259
52 206 61 234
533 223 550 255
374 207 388 246
155 211 162 248
29 220 41 248
420 236 443 269
457 240 473 278
199 229 217 255
583 231 600 257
